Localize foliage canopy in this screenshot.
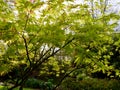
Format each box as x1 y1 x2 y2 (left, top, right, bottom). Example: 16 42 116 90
0 0 120 89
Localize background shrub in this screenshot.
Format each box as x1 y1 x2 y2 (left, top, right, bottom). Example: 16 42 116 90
24 78 54 90
60 78 120 90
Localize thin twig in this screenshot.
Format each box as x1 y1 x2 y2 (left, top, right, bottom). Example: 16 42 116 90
22 35 32 66
22 11 31 65
36 37 75 66
53 67 78 90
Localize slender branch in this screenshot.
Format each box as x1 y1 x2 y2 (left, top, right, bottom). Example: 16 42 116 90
53 67 78 90
24 11 30 31
35 46 53 64
22 35 32 66
91 0 95 18
41 46 53 57
33 48 37 61
62 37 75 49
36 37 75 66
39 44 46 58
103 0 108 13
52 47 56 54
22 9 32 65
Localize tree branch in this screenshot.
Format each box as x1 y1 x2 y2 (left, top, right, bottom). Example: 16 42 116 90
22 9 32 65
53 67 78 90
22 35 32 66
103 0 108 13
36 37 75 66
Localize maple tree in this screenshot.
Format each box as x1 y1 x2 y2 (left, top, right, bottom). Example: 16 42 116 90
0 0 120 90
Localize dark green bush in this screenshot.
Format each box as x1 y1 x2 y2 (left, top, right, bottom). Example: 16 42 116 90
60 78 120 90
24 78 54 90
25 78 40 88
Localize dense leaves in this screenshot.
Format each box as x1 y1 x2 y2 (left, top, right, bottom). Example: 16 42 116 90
0 0 120 90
